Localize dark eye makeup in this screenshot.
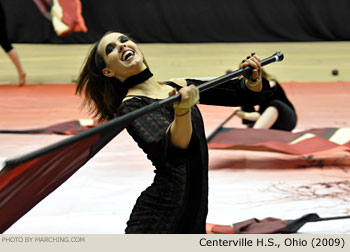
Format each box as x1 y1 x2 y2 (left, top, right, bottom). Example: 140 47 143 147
105 35 130 55
105 44 115 55
119 35 129 43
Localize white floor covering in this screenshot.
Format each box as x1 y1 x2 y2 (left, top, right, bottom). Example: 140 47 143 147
1 130 349 234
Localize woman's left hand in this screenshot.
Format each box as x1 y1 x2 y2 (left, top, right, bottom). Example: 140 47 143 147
235 109 246 119
239 53 261 81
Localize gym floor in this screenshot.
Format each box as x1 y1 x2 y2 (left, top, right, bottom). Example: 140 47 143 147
1 42 349 233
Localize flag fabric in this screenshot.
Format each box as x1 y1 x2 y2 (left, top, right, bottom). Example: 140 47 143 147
0 113 131 233
0 123 125 233
33 0 87 36
0 99 162 233
207 127 350 155
0 119 97 135
0 134 100 233
206 213 350 234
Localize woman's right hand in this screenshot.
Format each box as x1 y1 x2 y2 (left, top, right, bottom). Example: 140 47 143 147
170 84 199 115
168 85 199 149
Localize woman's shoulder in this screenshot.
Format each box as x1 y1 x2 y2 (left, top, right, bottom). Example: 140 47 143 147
161 79 187 89
118 96 148 115
171 79 187 87
122 95 142 103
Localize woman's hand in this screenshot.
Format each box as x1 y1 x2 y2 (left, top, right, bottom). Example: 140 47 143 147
168 84 199 149
235 109 246 119
239 53 263 92
169 84 199 115
234 109 261 122
239 53 262 81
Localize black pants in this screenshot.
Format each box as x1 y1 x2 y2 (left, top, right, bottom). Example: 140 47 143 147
241 101 297 131
0 3 13 53
265 100 297 131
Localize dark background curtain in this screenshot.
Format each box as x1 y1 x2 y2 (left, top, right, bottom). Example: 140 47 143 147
2 0 350 44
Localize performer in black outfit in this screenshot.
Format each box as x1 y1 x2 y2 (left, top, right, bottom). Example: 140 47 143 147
76 32 273 233
236 69 297 131
0 2 26 85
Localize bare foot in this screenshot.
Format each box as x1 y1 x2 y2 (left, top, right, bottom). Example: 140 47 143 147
19 72 26 87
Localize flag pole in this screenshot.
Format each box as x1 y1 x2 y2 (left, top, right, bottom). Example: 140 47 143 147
1 52 284 175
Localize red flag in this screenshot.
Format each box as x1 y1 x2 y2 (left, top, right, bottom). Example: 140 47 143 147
0 119 97 135
0 114 128 233
0 134 99 233
206 214 350 234
208 127 350 155
0 97 163 233
33 0 87 36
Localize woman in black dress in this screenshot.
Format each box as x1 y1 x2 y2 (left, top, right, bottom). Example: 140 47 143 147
0 2 26 85
76 32 272 233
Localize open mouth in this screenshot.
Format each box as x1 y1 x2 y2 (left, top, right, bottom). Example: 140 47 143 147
121 49 135 61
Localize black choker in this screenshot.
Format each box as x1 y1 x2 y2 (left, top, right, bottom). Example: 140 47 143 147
122 68 153 90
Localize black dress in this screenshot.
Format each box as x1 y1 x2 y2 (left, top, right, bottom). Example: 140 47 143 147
117 78 272 233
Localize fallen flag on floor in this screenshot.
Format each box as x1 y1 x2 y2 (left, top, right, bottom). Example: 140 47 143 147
0 119 97 135
207 125 350 155
33 0 87 36
206 213 350 234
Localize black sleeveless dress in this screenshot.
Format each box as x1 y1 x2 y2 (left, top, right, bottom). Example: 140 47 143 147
117 78 272 233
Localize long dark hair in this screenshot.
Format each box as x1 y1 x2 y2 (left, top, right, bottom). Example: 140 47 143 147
76 33 150 122
76 38 127 122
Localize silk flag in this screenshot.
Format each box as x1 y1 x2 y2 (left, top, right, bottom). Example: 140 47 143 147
33 0 87 36
0 119 97 135
208 127 350 155
206 213 350 234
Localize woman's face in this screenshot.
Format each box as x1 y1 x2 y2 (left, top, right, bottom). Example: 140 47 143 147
98 32 146 82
